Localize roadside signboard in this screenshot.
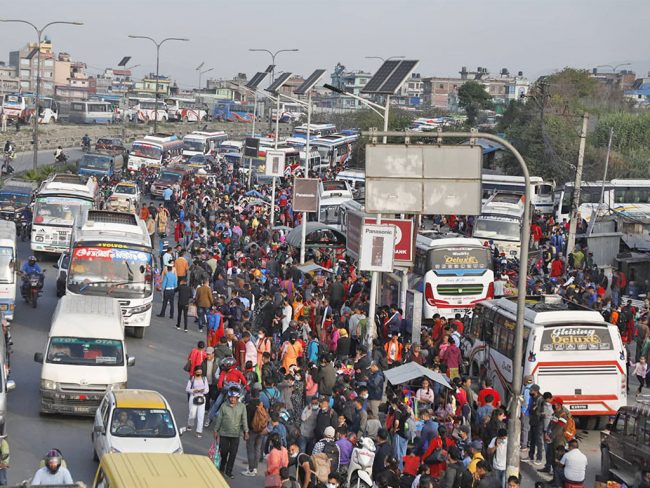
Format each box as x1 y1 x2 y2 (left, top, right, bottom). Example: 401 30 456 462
293 178 319 212
358 224 396 272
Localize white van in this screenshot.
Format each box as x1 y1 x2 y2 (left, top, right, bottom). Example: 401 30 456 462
335 169 365 199
0 220 17 321
34 295 135 416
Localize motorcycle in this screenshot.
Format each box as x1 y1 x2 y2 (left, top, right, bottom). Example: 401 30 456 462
54 151 68 164
21 271 45 309
347 437 376 488
81 139 91 152
16 218 30 242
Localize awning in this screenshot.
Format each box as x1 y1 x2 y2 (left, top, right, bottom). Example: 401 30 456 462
285 222 346 249
297 262 334 274
383 362 451 389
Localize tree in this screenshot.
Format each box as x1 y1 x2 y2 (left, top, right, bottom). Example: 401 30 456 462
457 81 494 125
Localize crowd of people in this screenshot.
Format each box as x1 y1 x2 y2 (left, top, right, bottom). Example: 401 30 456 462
116 149 650 488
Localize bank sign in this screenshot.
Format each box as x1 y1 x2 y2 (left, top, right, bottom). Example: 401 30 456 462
540 326 612 352
346 212 415 265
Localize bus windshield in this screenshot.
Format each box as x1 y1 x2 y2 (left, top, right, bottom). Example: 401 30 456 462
67 245 153 299
79 155 111 170
159 171 183 182
183 140 206 152
0 247 14 284
0 192 30 207
429 247 491 273
46 337 124 366
33 197 93 226
131 143 162 160
473 217 521 241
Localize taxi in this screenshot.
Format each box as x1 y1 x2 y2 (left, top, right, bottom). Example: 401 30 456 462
92 389 183 461
106 182 140 213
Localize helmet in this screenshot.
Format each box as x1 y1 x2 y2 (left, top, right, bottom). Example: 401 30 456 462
45 449 62 474
219 356 237 371
28 255 36 265
227 387 241 398
359 437 376 452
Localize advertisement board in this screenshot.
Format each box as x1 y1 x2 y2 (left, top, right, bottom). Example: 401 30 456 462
540 326 613 352
346 214 415 265
244 137 260 158
358 224 395 273
293 178 320 212
265 150 286 177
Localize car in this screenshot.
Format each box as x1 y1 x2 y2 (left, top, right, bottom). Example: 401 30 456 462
92 389 183 461
149 168 192 198
601 403 650 487
111 182 141 205
186 153 216 166
96 137 128 158
54 252 69 298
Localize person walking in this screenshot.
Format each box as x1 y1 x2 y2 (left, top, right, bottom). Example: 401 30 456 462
213 387 249 479
176 278 192 331
157 263 177 319
265 432 289 488
186 367 209 438
195 278 214 332
0 434 9 486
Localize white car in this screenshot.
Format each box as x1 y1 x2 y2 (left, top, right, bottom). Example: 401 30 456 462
92 389 183 460
111 182 141 205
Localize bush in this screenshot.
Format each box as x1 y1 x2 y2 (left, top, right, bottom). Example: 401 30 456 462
20 163 77 182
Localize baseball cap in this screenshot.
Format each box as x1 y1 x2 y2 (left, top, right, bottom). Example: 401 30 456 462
324 426 335 438
205 347 215 354
470 440 483 450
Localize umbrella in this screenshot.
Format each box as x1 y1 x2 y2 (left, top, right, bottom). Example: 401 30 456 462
383 362 452 389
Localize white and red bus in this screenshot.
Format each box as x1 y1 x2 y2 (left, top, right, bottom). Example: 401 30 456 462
466 295 627 422
1 94 58 124
165 97 207 122
127 134 183 170
414 235 494 321
126 97 168 123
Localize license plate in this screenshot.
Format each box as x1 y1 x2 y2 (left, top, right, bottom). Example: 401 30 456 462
569 404 588 410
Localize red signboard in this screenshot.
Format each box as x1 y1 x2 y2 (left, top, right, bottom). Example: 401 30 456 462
345 213 415 265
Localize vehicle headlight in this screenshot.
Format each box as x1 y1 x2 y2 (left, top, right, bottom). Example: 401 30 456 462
41 380 57 390
108 382 127 391
130 303 152 315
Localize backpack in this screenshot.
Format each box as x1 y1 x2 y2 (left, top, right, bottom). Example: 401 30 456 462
251 402 270 433
312 453 333 483
564 414 577 441
320 441 340 473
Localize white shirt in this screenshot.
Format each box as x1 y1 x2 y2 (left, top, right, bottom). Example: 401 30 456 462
282 304 292 332
31 466 74 485
560 448 587 482
245 340 257 366
488 436 507 470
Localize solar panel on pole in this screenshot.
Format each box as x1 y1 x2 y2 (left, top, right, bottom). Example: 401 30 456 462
265 64 275 74
118 56 131 67
294 69 326 95
265 72 293 94
196 61 205 71
377 60 419 94
246 72 269 90
361 60 400 94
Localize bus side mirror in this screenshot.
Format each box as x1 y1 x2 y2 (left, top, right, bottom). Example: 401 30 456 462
34 353 44 363
127 356 135 367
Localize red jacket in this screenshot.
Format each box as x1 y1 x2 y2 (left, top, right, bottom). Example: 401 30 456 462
421 435 456 478
217 368 247 389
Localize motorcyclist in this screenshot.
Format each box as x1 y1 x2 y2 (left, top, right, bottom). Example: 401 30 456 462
22 256 42 275
82 134 91 149
53 146 66 163
31 449 73 485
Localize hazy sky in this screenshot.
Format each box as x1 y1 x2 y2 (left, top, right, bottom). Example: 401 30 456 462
2 0 649 90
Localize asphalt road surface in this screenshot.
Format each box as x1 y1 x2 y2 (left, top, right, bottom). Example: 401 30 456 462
9 147 84 174
5 238 257 487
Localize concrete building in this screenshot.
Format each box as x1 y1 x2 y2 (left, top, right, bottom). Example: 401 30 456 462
133 73 171 97
591 68 636 93
9 39 56 94
422 76 466 110
93 68 135 96
395 73 423 107
0 63 20 94
624 73 650 107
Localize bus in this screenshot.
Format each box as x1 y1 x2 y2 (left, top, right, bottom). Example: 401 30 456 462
212 101 255 122
482 174 554 214
69 101 114 124
472 192 526 258
182 131 227 159
67 211 153 338
308 181 354 230
311 134 358 168
555 179 650 223
271 102 304 123
0 220 17 321
336 169 365 199
31 174 97 254
414 234 494 321
466 295 627 420
292 123 337 139
127 134 183 171
165 97 207 122
126 98 168 123
1 94 58 124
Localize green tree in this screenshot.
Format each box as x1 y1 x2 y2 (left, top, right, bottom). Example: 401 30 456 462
457 81 494 125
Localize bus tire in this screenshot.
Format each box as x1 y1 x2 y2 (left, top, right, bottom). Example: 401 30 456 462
131 326 145 339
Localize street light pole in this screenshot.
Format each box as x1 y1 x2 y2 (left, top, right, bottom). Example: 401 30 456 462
128 35 189 133
198 67 213 91
364 55 405 63
249 48 298 131
0 19 83 170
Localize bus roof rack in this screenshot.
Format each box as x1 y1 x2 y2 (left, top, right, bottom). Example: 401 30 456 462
86 210 137 226
504 295 595 312
49 173 86 184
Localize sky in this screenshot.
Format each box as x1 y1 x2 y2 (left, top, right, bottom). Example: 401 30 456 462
1 0 649 90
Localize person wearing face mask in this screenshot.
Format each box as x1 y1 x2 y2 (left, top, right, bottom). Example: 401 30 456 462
281 333 303 372
186 367 209 438
326 472 341 488
299 397 320 454
157 262 177 318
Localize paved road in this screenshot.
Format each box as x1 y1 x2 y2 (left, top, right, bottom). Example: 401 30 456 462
9 147 84 174
5 238 256 487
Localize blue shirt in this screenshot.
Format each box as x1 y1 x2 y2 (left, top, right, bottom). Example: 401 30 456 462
22 262 42 274
162 187 173 201
161 271 177 290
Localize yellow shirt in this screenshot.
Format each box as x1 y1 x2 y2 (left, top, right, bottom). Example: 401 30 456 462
468 452 484 474
175 257 189 278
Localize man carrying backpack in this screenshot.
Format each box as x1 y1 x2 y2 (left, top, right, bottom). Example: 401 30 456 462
242 388 268 477
311 426 340 475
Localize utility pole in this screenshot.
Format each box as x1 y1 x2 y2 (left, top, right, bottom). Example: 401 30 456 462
567 112 589 254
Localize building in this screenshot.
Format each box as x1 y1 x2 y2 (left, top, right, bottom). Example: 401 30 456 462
93 68 135 96
9 39 56 94
327 63 372 109
422 76 466 110
394 73 423 107
53 54 90 101
0 63 20 94
624 73 650 107
132 73 171 97
590 68 636 93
